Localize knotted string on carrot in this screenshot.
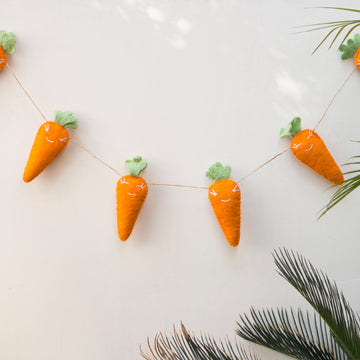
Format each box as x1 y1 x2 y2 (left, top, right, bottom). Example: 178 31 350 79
116 156 148 241
23 111 78 182
280 117 344 184
206 163 241 247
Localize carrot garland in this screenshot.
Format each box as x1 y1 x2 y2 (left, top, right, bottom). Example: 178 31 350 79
116 156 148 241
339 33 360 69
206 163 241 247
23 111 78 182
0 30 16 71
280 117 344 184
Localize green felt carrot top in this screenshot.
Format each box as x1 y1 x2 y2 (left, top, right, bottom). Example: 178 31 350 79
55 110 78 129
0 30 16 54
280 117 302 139
206 162 231 182
126 156 147 177
339 34 360 60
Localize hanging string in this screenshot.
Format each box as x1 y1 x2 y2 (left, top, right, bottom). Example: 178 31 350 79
69 138 123 176
5 61 355 190
6 63 48 123
313 65 356 131
236 147 290 184
148 182 208 189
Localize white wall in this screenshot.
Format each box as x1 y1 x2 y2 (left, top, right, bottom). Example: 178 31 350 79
1 1 360 359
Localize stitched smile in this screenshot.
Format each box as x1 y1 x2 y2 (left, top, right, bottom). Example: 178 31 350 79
46 136 54 143
127 192 136 196
221 199 231 203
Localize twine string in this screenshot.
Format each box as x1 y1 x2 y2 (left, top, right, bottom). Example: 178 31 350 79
236 147 291 184
313 65 356 131
6 63 48 123
6 61 354 190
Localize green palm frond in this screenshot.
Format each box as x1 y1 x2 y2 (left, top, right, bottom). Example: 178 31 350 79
140 323 260 360
273 249 360 359
319 158 360 218
237 307 349 360
298 7 360 53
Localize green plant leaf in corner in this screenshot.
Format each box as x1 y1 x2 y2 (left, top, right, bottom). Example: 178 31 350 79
126 156 147 177
206 162 231 182
0 30 16 54
339 33 360 59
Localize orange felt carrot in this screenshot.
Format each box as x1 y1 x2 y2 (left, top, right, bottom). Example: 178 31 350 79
116 156 148 241
0 30 16 71
280 117 343 184
206 163 241 247
23 111 78 183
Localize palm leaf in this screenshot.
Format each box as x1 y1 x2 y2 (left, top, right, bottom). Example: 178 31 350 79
237 307 350 360
298 7 360 52
140 323 260 360
273 249 360 359
319 159 360 218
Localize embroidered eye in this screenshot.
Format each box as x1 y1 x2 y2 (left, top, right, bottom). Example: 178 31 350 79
292 143 302 150
120 178 129 185
60 138 68 143
136 183 146 189
45 124 49 132
232 185 240 193
210 189 217 197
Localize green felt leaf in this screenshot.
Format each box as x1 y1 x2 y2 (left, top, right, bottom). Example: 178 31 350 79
0 30 16 54
126 156 147 177
206 162 231 182
280 117 302 139
339 33 360 59
54 110 78 129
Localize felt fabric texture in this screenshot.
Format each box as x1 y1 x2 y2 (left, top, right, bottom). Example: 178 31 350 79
55 110 78 129
208 179 241 247
23 121 69 183
291 129 344 184
0 30 16 54
206 162 231 182
0 46 7 71
339 34 360 60
280 117 301 138
125 156 147 177
116 175 148 241
355 47 360 70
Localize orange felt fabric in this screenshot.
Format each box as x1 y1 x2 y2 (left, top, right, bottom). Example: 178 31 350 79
208 179 241 247
0 46 7 71
355 47 360 70
116 175 148 241
23 121 69 182
290 129 344 184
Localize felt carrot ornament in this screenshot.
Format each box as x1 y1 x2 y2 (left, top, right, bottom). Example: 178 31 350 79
280 117 343 184
116 156 148 241
339 33 360 69
206 163 241 247
0 30 16 71
23 111 78 183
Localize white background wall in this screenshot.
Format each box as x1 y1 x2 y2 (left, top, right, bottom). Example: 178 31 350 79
1 1 360 359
